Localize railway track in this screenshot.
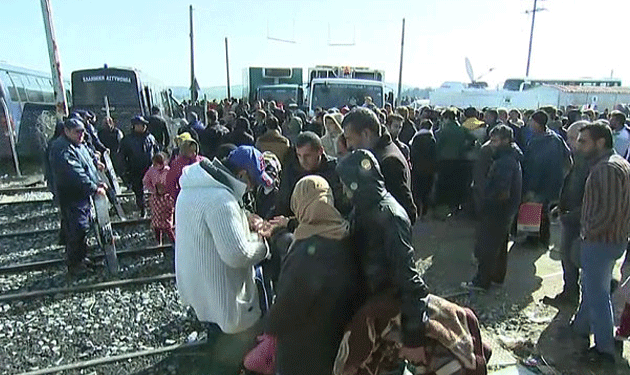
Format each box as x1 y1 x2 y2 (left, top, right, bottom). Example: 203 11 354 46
0 185 49 195
0 191 135 206
0 217 150 239
0 244 172 274
0 273 176 303
0 174 191 375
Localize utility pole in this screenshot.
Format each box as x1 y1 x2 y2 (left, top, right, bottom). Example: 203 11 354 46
525 0 546 77
40 0 68 118
225 37 231 99
189 4 196 102
396 18 405 106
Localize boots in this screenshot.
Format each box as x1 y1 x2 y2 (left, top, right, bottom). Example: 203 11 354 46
616 303 630 338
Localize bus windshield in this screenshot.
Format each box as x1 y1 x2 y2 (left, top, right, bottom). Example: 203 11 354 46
72 69 140 107
311 82 383 110
258 87 297 106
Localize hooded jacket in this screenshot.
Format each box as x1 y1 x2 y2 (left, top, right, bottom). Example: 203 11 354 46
336 150 430 347
175 159 267 334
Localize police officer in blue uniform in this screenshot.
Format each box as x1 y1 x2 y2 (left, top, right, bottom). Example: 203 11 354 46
49 118 107 275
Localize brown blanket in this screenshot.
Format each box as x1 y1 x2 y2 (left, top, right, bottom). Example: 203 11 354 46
333 293 490 375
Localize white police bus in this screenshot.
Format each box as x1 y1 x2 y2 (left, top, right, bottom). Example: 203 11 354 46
0 62 71 159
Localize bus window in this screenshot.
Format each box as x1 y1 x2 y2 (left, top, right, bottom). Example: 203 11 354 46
0 71 20 102
41 78 55 102
25 75 45 102
8 73 27 102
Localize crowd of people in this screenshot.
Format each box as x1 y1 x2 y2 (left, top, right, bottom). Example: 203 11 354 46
44 96 630 372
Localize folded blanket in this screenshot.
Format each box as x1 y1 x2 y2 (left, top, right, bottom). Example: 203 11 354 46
333 293 491 375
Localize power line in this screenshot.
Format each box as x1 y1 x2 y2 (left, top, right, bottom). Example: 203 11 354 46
525 0 548 77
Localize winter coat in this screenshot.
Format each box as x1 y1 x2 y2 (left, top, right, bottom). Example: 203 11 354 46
282 117 303 145
147 115 170 150
410 129 437 175
256 129 291 164
613 126 630 158
119 131 160 178
558 153 590 224
252 121 267 140
372 131 417 224
336 150 430 348
303 121 325 138
393 138 411 162
399 118 417 145
483 143 523 218
523 129 571 203
97 126 124 153
202 122 230 158
84 121 107 154
274 152 350 216
175 159 267 334
226 128 255 147
266 236 361 375
48 135 101 205
435 120 476 161
321 130 342 158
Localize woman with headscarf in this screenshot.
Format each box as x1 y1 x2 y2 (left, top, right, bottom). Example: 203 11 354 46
263 175 361 375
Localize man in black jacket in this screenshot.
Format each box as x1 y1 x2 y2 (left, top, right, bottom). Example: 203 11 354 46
342 107 418 224
97 116 125 176
202 109 230 159
120 116 160 216
464 125 522 290
409 119 437 218
147 106 170 150
49 118 107 274
273 131 348 217
336 149 430 348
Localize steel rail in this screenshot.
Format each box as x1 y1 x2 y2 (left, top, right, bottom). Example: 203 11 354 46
0 244 172 274
0 273 175 302
18 340 207 375
0 186 49 194
0 191 135 206
0 217 150 239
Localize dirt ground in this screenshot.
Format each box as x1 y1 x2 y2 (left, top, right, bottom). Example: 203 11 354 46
412 214 630 375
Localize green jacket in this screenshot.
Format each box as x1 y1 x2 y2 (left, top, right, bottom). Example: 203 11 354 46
435 120 476 160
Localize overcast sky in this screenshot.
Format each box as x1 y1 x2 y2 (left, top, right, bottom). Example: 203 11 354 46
2 0 629 89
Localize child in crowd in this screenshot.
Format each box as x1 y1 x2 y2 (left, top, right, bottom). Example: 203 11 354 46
143 152 175 244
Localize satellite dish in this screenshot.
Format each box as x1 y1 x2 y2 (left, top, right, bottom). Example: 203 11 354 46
465 57 474 83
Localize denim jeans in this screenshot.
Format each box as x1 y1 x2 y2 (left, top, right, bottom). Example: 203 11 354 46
571 241 625 355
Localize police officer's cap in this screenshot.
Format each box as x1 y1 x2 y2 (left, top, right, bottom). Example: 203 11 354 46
131 115 149 126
